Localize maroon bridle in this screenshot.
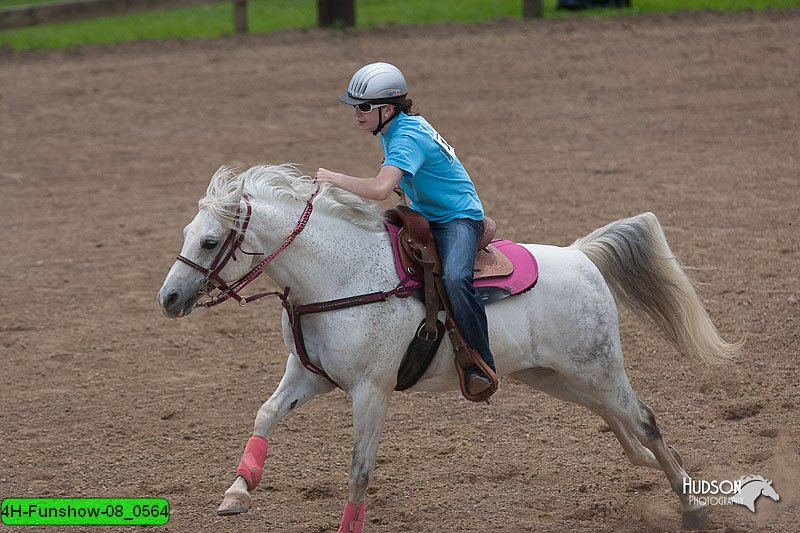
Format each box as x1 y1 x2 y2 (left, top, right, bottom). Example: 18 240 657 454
176 187 320 308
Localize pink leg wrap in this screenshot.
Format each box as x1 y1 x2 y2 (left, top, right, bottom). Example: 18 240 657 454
236 435 269 491
337 500 366 533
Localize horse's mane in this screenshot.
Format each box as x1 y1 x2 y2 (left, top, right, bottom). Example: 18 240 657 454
739 475 770 486
198 164 385 232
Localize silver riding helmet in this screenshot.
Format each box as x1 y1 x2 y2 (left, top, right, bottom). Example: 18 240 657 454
340 62 408 105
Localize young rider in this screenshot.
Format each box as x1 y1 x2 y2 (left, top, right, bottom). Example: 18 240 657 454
315 62 496 397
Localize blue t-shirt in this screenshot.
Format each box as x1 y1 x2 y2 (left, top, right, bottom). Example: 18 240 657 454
380 112 484 223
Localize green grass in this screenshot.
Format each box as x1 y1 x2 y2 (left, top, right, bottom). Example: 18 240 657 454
1 0 798 50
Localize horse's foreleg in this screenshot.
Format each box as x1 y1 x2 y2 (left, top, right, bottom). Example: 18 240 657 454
337 383 391 533
218 355 335 516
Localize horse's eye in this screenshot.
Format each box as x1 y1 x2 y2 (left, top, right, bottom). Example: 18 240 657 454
201 239 218 250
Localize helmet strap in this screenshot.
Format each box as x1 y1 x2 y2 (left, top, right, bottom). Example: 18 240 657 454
372 106 398 136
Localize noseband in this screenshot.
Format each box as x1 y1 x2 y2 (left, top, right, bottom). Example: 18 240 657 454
176 186 320 308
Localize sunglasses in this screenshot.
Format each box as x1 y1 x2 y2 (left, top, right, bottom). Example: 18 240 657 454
353 102 387 113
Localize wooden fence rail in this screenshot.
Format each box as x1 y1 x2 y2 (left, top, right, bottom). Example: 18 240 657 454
0 0 250 31
0 0 543 32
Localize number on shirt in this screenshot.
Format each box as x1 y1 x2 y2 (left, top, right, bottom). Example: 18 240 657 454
419 123 457 163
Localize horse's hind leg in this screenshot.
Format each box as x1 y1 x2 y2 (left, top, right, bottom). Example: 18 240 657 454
571 368 707 529
512 368 705 529
510 368 661 469
218 355 335 515
594 406 684 470
621 397 708 529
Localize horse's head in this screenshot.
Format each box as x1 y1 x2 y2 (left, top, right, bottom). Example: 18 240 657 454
157 169 261 318
158 206 258 317
735 475 781 511
157 163 382 317
761 480 780 502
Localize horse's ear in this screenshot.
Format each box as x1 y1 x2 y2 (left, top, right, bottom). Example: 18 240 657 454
235 178 246 202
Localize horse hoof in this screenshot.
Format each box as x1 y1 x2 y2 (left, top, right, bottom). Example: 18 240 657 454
668 444 683 466
681 506 708 530
217 492 251 516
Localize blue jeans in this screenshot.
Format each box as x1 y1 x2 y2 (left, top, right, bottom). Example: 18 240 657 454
429 218 496 375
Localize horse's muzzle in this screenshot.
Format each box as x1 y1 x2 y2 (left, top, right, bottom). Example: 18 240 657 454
157 286 199 319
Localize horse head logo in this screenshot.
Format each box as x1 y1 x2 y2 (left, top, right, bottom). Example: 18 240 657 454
731 475 780 513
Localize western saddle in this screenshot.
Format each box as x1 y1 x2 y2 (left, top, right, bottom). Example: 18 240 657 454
385 205 500 402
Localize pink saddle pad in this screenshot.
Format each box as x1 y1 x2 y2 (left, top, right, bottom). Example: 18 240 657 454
385 222 538 304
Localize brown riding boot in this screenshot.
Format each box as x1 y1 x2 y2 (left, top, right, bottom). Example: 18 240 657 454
467 373 493 396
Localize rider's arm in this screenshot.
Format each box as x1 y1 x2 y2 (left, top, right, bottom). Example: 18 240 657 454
315 165 404 201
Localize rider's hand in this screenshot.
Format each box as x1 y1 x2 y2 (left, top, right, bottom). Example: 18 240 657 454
315 168 340 186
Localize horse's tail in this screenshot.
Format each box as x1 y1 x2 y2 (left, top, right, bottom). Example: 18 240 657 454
572 212 741 365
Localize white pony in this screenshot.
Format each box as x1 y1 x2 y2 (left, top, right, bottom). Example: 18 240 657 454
157 164 740 532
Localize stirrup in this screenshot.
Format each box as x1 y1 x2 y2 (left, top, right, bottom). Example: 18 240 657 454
455 358 498 403
446 318 498 402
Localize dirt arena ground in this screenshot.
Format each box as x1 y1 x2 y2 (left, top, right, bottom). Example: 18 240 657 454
1 9 798 532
